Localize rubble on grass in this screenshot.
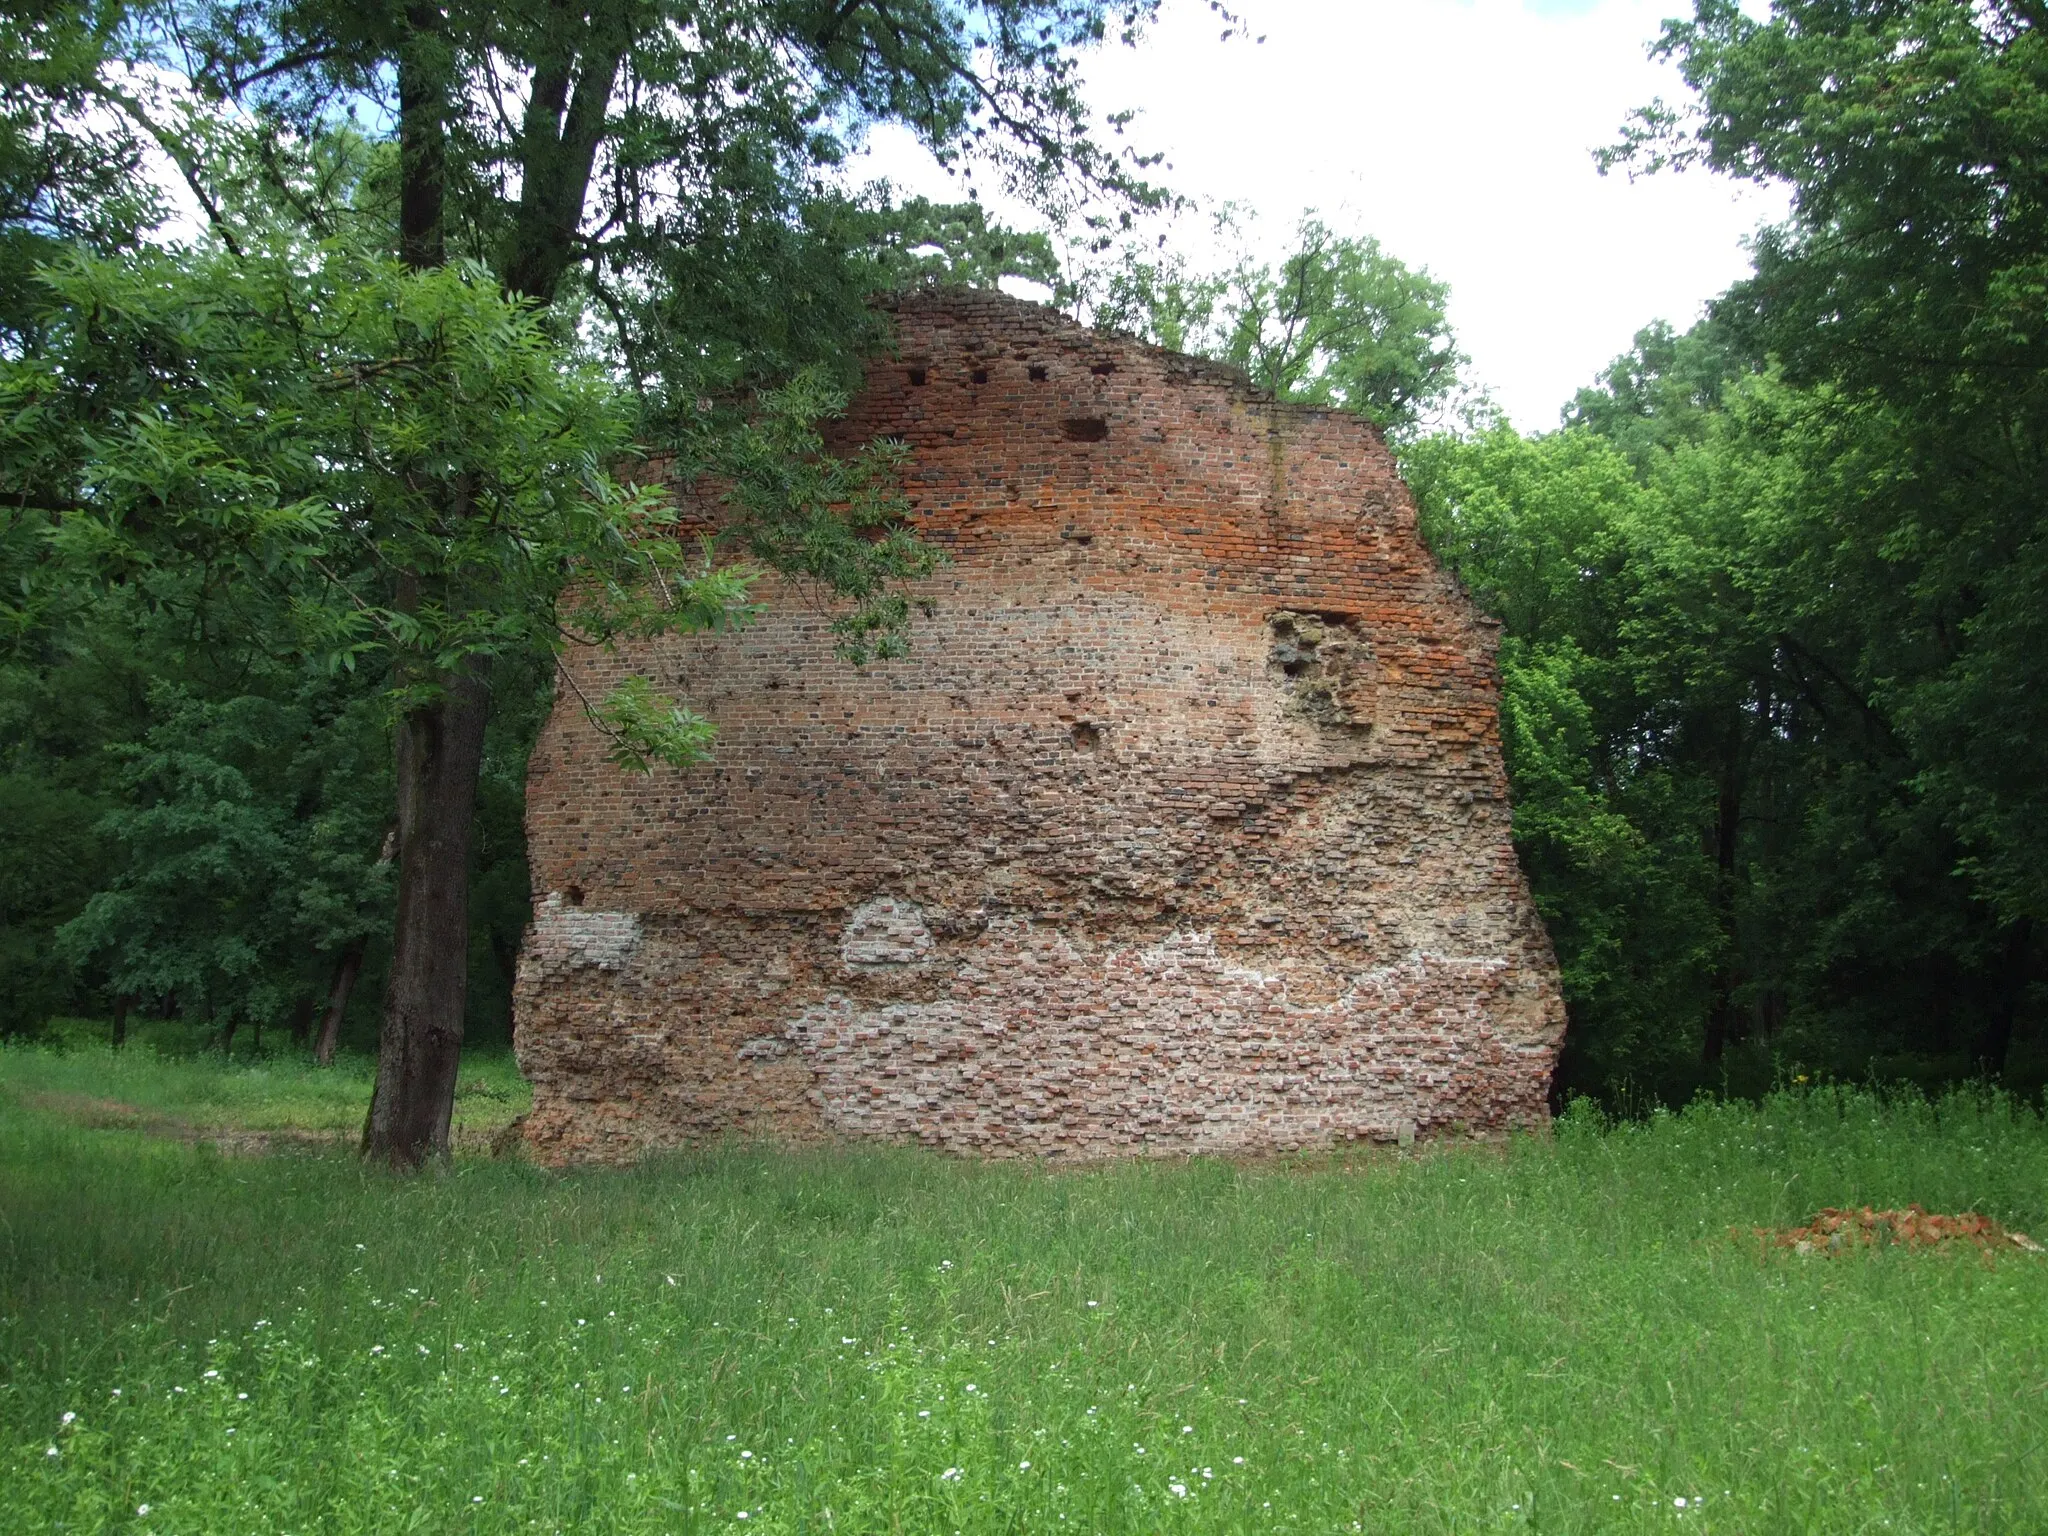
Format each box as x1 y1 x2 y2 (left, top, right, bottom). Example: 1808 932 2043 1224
1744 1205 2044 1257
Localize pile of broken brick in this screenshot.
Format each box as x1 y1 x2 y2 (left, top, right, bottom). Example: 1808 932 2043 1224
1743 1204 2044 1257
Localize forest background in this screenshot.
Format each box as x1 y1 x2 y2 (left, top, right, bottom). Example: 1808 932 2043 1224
4 0 2044 1118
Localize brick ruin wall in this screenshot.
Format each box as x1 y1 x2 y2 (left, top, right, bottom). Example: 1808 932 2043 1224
511 289 1566 1164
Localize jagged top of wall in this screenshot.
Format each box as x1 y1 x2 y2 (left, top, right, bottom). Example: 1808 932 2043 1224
877 283 1266 392
869 283 1396 439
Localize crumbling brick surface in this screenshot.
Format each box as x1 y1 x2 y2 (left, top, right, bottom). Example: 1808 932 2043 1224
512 289 1565 1163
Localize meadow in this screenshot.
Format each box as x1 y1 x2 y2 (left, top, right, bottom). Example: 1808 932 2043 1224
3 1044 2045 1535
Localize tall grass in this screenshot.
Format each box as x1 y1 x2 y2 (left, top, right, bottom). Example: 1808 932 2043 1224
3 1053 2045 1534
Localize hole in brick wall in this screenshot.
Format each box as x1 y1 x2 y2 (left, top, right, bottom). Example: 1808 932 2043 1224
1070 721 1101 751
1060 526 1093 545
1028 364 1048 381
906 367 928 386
971 367 989 384
564 884 585 907
1090 361 1117 375
1267 611 1375 729
1061 416 1109 442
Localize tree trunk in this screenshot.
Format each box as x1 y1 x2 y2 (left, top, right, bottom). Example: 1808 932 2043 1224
361 664 491 1167
315 938 367 1067
359 0 475 1170
111 994 130 1050
1976 918 2034 1076
1703 741 1744 1066
397 1 447 274
290 993 315 1047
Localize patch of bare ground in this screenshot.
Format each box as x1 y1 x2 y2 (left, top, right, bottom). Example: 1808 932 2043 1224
14 1089 509 1156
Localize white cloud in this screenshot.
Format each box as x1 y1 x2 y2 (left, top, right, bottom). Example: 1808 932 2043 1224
848 0 1789 430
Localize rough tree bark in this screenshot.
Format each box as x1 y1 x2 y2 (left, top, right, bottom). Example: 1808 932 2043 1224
361 3 622 1165
358 4 627 1165
362 664 491 1165
362 6 468 1166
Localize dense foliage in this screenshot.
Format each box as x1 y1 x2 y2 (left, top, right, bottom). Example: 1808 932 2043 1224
1081 210 1464 434
0 0 1171 1159
1404 0 2048 1101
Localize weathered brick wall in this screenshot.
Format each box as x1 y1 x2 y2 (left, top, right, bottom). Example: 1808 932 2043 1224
512 288 1565 1163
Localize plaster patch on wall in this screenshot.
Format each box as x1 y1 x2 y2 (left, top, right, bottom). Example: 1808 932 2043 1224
776 936 1527 1156
532 894 643 971
840 895 936 968
1129 929 1286 992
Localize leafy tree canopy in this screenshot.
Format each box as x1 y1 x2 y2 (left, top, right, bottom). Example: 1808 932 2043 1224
1081 210 1464 434
0 0 1190 1161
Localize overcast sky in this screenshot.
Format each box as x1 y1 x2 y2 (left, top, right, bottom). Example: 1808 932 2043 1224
851 0 1788 430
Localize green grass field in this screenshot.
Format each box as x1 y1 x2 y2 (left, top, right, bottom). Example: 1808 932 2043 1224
0 1029 530 1148
3 1045 2045 1534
